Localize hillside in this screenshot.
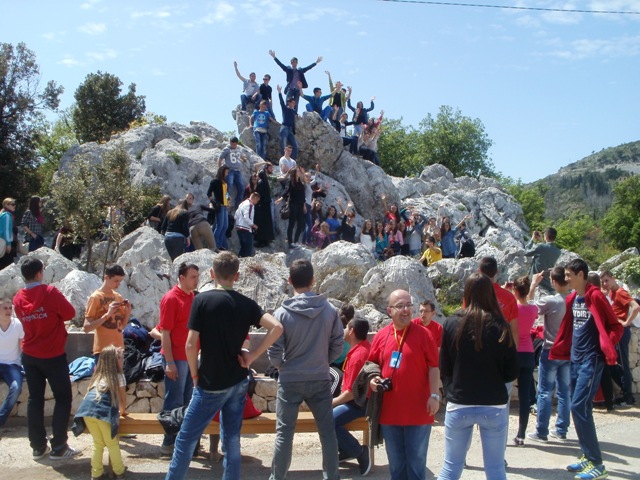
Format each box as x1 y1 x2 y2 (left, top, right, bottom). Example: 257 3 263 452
531 140 640 221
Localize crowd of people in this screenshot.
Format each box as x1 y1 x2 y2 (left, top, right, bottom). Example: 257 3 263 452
1 240 637 480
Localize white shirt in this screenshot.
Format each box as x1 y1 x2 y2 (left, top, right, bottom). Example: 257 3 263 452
279 156 297 175
234 199 255 231
0 317 24 365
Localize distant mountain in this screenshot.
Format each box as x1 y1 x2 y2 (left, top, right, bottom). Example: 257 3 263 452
530 140 640 221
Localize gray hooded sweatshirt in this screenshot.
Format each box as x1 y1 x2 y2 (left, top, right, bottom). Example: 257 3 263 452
268 291 344 383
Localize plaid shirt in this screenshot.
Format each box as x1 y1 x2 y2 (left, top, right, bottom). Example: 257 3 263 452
21 210 42 236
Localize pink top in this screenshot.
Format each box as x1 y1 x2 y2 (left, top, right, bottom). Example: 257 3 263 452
517 303 538 352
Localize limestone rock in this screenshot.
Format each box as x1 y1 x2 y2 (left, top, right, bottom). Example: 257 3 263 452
599 247 639 271
236 253 291 314
135 381 157 399
354 256 437 314
29 248 78 284
126 261 172 329
117 226 171 267
56 270 102 326
150 396 164 413
313 242 377 301
251 395 267 412
0 263 24 300
254 378 277 399
127 397 151 413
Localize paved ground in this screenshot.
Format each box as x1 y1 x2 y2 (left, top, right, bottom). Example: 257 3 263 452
1 405 638 479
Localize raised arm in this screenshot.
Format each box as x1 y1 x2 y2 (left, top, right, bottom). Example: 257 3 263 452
233 61 246 82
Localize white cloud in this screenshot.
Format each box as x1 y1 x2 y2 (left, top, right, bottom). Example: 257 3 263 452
78 22 106 35
131 10 172 19
80 0 101 10
86 48 118 61
151 69 166 77
59 56 80 67
548 35 640 59
202 1 235 24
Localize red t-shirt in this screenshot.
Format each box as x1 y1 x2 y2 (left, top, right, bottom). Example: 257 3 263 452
341 340 371 393
411 317 443 347
368 322 438 426
13 284 76 359
609 287 632 320
157 285 194 361
494 284 518 323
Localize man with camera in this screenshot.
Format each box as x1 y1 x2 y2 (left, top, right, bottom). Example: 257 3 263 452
368 289 440 479
525 227 561 295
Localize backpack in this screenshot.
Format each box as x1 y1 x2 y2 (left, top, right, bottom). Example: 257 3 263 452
123 318 149 348
457 235 475 259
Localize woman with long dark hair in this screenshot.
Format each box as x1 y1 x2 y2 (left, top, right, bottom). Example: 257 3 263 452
208 166 230 250
277 167 306 249
147 195 171 232
21 196 45 252
438 273 518 480
161 199 190 260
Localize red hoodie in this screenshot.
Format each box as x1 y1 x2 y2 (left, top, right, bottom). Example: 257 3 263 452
549 283 623 366
13 284 76 359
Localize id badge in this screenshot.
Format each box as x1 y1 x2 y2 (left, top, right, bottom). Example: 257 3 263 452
390 351 402 369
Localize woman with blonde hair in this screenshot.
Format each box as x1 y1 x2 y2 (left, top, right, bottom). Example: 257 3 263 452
74 345 127 479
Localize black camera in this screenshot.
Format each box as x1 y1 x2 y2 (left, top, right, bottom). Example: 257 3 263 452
378 377 393 392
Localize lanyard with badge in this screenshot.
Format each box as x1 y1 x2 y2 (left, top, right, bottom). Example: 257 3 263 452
389 323 411 370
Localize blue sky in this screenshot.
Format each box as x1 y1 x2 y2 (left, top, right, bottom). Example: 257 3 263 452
4 0 640 183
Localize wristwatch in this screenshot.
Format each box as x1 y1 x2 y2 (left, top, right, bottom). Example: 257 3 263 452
430 393 441 401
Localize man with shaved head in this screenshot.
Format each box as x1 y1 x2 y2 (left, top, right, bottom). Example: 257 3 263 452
368 289 440 479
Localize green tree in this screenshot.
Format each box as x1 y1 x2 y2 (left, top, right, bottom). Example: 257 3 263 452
50 143 159 270
502 178 546 232
72 71 146 144
34 108 78 194
379 106 494 178
602 175 640 250
0 42 63 201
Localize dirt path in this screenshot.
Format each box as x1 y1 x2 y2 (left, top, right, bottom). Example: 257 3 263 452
1 406 638 479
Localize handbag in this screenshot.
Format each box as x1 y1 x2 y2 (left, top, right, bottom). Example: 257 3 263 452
280 201 290 220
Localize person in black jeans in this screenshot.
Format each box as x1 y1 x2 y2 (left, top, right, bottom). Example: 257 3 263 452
277 167 306 249
12 258 79 459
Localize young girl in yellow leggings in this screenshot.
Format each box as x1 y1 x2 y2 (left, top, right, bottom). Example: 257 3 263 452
75 345 127 479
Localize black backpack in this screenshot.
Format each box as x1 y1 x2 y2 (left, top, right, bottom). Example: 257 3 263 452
457 236 476 259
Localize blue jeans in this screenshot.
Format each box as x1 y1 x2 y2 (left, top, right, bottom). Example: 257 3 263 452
0 363 24 427
571 356 605 465
536 349 571 437
226 169 245 209
166 378 249 480
240 93 262 111
237 228 254 257
438 406 508 480
333 401 366 458
279 126 298 160
381 424 432 480
214 206 229 249
162 359 193 447
22 353 72 451
611 326 633 402
305 104 332 121
286 88 301 113
303 203 313 244
270 380 339 480
253 130 267 160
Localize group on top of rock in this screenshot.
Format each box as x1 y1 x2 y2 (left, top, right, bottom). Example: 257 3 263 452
235 50 384 166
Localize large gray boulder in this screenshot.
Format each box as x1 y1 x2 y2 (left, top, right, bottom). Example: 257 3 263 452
312 242 377 302
56 270 102 326
353 255 437 316
599 247 639 272
0 263 24 300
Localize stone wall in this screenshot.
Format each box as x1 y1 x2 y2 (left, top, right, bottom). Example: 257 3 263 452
1 376 280 420
3 328 639 421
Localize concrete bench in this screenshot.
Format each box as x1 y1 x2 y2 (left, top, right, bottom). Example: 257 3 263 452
119 411 374 465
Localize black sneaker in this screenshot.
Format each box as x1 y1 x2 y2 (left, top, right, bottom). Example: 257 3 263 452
33 445 51 460
50 445 81 460
357 446 372 476
338 450 355 463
